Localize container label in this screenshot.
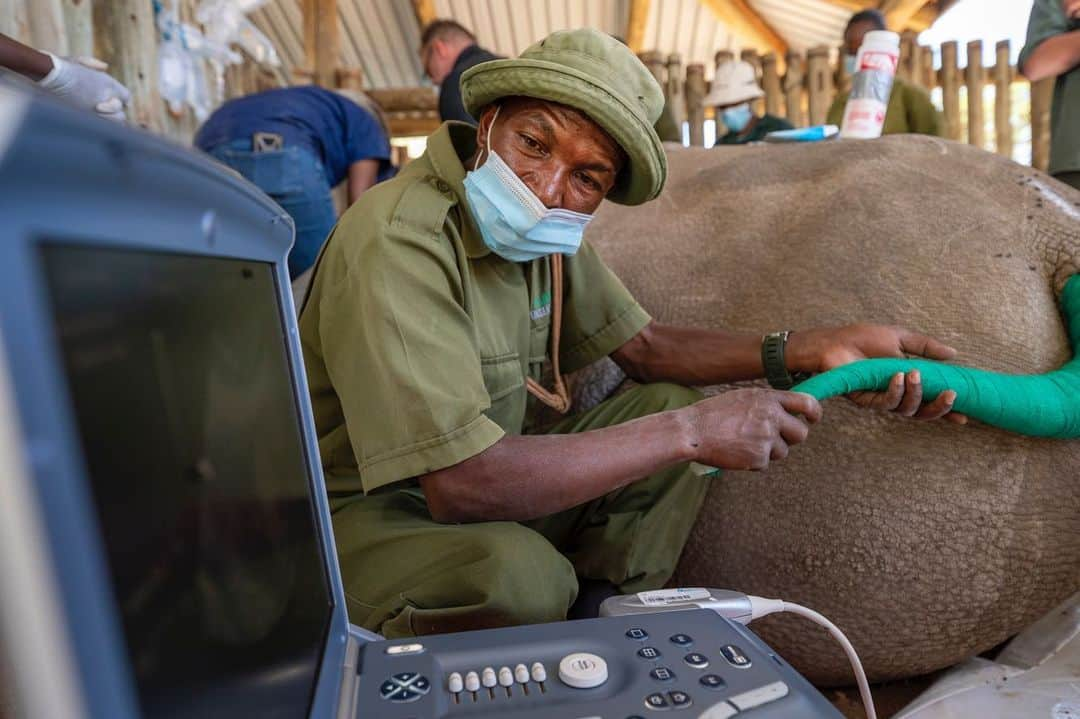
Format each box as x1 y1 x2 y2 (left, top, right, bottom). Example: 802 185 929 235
637 588 712 606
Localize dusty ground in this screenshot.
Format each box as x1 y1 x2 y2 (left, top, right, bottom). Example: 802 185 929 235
828 674 938 718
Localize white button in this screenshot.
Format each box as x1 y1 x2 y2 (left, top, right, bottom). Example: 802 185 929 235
558 652 609 689
531 662 547 683
385 643 424 655
514 664 530 684
697 701 739 719
447 672 463 693
498 667 514 687
464 671 480 692
729 681 789 711
481 667 497 688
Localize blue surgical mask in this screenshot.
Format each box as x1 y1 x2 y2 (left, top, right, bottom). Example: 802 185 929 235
844 54 857 75
721 103 753 134
463 108 593 263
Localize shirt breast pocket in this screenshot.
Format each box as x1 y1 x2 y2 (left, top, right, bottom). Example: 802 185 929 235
480 352 525 431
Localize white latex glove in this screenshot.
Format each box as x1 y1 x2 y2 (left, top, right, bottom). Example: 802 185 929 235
37 53 132 122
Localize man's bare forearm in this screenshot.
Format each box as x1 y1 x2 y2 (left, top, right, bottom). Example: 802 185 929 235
420 408 696 523
612 322 769 385
1021 31 1080 82
0 33 53 81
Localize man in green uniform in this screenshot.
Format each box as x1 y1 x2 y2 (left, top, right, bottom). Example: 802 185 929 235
707 59 794 146
300 28 963 638
826 10 942 136
1020 0 1080 191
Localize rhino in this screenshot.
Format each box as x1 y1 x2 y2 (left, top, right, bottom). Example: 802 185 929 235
576 135 1080 686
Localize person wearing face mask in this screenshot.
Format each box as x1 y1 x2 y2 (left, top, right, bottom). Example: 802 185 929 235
706 60 793 145
826 9 941 136
299 28 964 638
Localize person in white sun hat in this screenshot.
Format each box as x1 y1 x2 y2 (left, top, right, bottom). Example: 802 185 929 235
705 59 793 145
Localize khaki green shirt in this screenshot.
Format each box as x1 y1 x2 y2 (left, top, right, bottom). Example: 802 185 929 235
300 122 651 495
1020 0 1080 175
827 77 942 136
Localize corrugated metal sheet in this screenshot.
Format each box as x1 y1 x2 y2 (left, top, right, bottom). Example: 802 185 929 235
250 0 856 89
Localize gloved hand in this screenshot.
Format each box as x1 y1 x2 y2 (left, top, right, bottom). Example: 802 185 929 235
37 53 132 122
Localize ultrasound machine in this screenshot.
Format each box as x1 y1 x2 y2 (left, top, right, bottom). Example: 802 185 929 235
0 81 846 719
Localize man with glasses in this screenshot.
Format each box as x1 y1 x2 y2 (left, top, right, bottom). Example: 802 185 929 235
419 20 501 124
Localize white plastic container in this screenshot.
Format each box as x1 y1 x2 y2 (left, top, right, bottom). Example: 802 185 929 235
840 30 901 139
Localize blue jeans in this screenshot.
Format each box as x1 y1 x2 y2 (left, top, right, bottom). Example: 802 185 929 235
207 141 336 279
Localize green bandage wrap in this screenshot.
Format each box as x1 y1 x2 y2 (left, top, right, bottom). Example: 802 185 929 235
791 275 1080 439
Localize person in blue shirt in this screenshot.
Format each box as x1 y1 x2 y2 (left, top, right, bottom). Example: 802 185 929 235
195 85 394 279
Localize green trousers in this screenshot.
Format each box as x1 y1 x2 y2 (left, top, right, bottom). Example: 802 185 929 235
330 382 709 638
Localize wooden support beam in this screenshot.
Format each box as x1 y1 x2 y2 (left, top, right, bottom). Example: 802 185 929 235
666 54 684 126
411 0 436 30
93 0 162 130
626 0 650 53
303 0 339 88
700 0 788 58
1030 77 1053 172
939 41 962 141
685 63 706 147
386 112 441 137
28 0 67 55
761 53 782 117
0 0 31 43
61 0 94 58
367 87 439 113
966 39 985 149
994 39 1012 159
806 45 832 126
880 0 932 32
783 51 805 127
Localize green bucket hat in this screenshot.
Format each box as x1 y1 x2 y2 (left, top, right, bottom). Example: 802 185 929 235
460 28 667 206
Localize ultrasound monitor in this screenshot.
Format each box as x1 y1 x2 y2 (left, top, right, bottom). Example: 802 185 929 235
0 79 842 719
40 246 333 718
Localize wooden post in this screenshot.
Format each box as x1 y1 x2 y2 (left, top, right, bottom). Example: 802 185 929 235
940 41 961 141
93 0 162 131
685 63 706 147
920 45 935 90
714 50 735 70
641 51 666 88
303 0 339 88
666 53 685 126
993 40 1012 159
1 0 30 42
894 30 911 82
28 0 67 55
626 0 650 53
740 48 761 74
61 0 94 58
336 67 364 91
761 52 782 118
966 40 985 149
835 43 851 96
806 46 832 126
783 51 805 127
1030 77 1053 172
366 87 440 113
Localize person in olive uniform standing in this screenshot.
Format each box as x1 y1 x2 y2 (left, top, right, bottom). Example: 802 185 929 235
707 60 793 145
1021 0 1080 191
300 29 964 639
827 10 942 136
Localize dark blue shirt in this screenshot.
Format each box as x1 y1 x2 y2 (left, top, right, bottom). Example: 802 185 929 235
195 86 394 185
439 44 501 124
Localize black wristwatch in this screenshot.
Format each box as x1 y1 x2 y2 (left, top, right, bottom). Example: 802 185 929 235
761 331 810 390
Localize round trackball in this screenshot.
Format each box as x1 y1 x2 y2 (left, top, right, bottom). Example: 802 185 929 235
558 652 609 689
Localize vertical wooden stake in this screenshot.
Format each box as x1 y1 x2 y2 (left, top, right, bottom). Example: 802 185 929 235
28 0 68 55
966 40 985 149
93 0 162 131
714 50 735 70
641 50 666 91
920 45 935 90
0 0 31 44
666 53 684 127
783 51 805 127
303 0 339 88
761 53 782 118
685 63 706 147
1030 77 1053 172
993 40 1012 159
61 0 94 59
940 41 961 141
806 46 831 126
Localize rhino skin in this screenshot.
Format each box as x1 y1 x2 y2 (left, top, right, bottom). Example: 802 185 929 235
579 135 1080 685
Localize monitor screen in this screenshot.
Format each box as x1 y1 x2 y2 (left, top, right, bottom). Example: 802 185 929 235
40 244 333 719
